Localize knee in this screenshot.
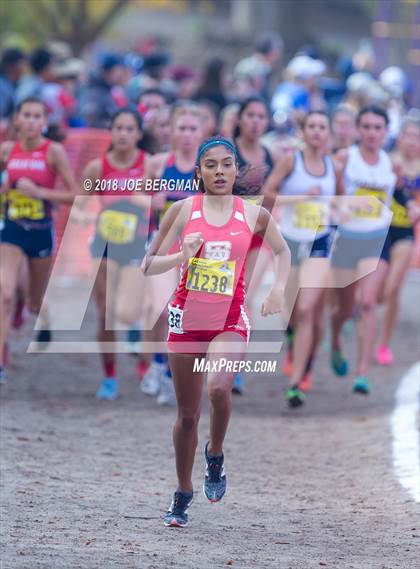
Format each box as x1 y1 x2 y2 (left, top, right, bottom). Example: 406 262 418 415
177 410 200 433
0 287 15 311
360 298 375 315
296 303 314 324
116 306 137 327
384 285 399 302
208 383 230 406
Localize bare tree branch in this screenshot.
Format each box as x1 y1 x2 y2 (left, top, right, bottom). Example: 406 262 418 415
86 0 131 41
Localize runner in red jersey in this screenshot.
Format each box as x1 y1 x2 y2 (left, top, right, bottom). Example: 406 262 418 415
0 97 77 383
140 103 203 405
142 136 290 528
73 109 153 400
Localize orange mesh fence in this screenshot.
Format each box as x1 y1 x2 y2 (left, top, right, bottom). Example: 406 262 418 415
53 129 111 278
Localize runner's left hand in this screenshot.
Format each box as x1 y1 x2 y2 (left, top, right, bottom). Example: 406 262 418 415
408 201 420 224
16 177 41 198
261 285 284 317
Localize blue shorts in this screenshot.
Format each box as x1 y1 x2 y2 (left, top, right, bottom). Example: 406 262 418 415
89 234 146 266
0 219 54 258
284 233 333 266
388 226 414 248
331 230 390 269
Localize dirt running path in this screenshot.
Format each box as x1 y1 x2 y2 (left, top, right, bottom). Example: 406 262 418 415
1 272 419 569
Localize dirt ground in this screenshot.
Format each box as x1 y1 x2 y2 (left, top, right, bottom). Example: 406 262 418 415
1 271 419 569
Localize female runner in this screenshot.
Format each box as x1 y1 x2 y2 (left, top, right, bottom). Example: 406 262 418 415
0 97 77 382
140 103 204 405
376 116 420 364
142 137 290 527
232 96 277 393
263 111 340 407
73 109 153 399
330 106 396 395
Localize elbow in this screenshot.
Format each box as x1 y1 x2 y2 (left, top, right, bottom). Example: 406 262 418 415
141 256 150 275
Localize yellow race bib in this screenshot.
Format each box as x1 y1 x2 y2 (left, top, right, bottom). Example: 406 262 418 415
354 188 386 219
390 198 411 228
242 195 263 206
98 210 137 244
0 194 6 221
186 258 236 296
293 201 328 231
7 189 45 221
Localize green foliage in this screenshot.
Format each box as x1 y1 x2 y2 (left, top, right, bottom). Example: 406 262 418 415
0 0 132 54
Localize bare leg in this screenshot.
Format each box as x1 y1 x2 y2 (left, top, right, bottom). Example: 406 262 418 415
206 332 247 455
289 258 330 387
0 244 25 366
27 256 52 332
330 270 357 352
356 259 388 376
92 259 120 374
381 241 413 347
168 352 204 493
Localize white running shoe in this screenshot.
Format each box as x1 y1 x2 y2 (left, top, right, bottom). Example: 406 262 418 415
141 361 165 396
157 374 176 406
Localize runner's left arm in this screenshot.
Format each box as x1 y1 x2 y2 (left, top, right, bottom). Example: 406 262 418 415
254 206 291 316
392 159 420 225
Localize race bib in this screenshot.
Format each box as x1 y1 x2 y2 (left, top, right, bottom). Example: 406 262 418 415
391 198 411 228
98 210 137 244
168 304 184 334
293 201 328 231
7 189 45 221
242 195 263 206
354 188 386 219
186 257 235 296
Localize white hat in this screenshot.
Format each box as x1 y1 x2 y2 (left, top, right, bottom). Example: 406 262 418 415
286 55 326 80
234 55 270 79
346 71 374 94
379 66 407 98
53 58 85 79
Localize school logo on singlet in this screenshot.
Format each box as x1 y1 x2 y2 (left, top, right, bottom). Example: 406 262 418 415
204 241 232 261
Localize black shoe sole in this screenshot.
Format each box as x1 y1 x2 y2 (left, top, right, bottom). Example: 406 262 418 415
287 395 305 408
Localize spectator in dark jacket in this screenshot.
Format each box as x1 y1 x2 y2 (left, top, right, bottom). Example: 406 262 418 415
0 48 26 118
79 53 127 128
15 47 54 104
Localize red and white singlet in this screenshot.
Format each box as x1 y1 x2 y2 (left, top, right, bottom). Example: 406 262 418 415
167 194 253 349
5 139 56 225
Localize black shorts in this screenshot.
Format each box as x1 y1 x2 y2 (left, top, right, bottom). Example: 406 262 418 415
331 230 390 269
388 226 414 248
0 219 54 258
89 234 146 266
284 233 333 266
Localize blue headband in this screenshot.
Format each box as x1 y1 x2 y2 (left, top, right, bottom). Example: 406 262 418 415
197 139 237 163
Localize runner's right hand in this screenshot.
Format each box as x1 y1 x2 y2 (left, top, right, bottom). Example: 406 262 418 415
181 232 203 261
69 207 96 226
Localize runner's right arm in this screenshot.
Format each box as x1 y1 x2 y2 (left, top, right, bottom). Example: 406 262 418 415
70 159 101 225
0 142 14 194
142 198 200 275
261 152 294 210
